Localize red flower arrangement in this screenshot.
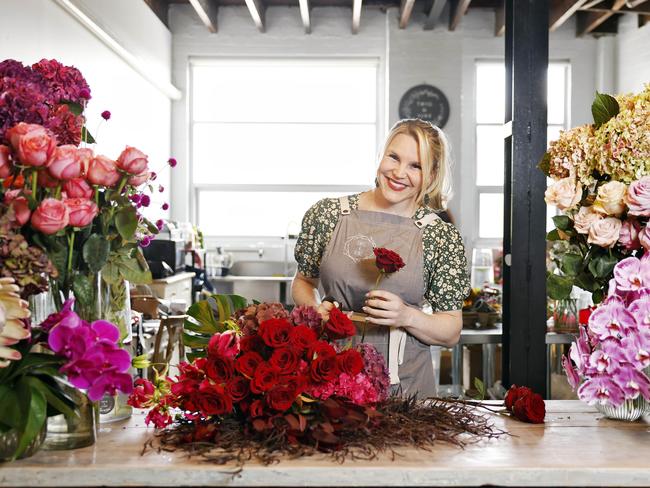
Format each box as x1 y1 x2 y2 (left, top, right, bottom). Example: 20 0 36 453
504 385 546 424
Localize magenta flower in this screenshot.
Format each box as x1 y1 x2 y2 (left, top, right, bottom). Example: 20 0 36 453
101 110 111 120
150 171 157 181
629 294 650 328
612 365 650 400
158 185 164 193
87 371 133 401
168 157 177 168
588 296 636 340
162 203 169 211
140 195 151 207
156 219 164 231
562 355 580 389
207 331 240 360
39 299 80 332
613 256 650 292
588 350 619 375
140 236 152 248
577 375 626 406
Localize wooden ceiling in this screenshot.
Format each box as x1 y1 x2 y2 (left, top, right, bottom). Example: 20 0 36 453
145 0 650 35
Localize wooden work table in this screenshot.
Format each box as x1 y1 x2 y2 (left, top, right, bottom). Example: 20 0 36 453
2 401 649 487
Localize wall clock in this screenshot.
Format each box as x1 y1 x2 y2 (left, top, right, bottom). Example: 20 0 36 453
398 84 450 128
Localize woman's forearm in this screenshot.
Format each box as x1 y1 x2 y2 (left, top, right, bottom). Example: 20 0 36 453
402 308 462 348
290 273 321 307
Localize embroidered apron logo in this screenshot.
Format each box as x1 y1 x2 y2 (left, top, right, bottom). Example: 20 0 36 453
343 234 376 263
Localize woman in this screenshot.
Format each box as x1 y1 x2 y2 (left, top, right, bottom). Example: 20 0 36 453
291 119 470 398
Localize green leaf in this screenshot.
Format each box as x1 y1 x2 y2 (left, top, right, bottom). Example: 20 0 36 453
25 377 78 421
0 386 20 429
560 253 583 276
538 152 551 176
115 207 138 241
473 377 486 401
81 126 96 144
575 272 599 293
552 215 572 231
62 100 83 116
184 301 219 334
182 332 210 349
72 273 94 310
591 92 620 127
546 229 562 241
547 273 573 300
14 378 47 460
588 254 619 278
83 234 110 273
592 288 605 304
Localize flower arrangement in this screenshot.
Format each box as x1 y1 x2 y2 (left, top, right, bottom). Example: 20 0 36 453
541 86 650 303
562 254 650 408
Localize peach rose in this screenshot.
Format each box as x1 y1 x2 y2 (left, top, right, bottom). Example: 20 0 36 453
625 177 650 217
63 178 94 199
87 156 120 187
3 190 30 226
31 198 69 234
618 219 641 251
64 198 98 228
116 146 148 175
587 217 622 248
77 148 94 175
47 145 82 180
544 178 582 211
128 171 151 187
572 206 602 235
593 180 627 217
0 145 12 179
8 123 57 167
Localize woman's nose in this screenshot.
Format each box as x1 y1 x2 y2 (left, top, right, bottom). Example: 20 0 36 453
392 162 408 178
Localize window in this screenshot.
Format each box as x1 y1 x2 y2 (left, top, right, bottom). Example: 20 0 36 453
474 60 571 243
190 58 379 236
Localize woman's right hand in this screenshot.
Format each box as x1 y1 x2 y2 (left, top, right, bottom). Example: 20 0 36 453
317 299 339 321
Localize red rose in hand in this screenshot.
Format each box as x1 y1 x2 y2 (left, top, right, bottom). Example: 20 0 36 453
205 356 234 384
512 392 546 424
310 355 339 382
290 325 317 351
324 307 355 340
31 198 69 234
337 349 364 376
269 347 299 374
250 362 279 393
266 384 297 412
258 318 293 348
236 351 263 378
226 376 250 402
504 385 532 412
373 247 405 274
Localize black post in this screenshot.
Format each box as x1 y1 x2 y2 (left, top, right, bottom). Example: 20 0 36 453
503 0 549 395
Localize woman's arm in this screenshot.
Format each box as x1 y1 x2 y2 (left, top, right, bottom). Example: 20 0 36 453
291 271 337 319
363 290 461 348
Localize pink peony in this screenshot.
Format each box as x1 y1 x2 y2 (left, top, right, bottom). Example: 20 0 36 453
116 146 148 175
63 177 93 199
9 123 57 167
31 198 69 234
87 155 120 187
64 198 98 227
0 144 12 178
618 219 642 251
47 144 82 180
625 176 650 217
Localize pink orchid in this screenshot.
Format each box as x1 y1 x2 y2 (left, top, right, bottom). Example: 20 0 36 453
613 256 650 292
206 330 240 360
588 296 637 340
620 333 650 369
612 365 650 400
588 350 619 375
569 326 592 373
562 355 581 390
629 294 650 328
577 375 626 407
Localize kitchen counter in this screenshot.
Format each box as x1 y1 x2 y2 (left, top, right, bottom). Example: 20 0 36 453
3 401 649 487
210 275 293 282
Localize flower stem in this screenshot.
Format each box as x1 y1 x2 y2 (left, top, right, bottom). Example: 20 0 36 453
116 175 128 195
31 169 38 198
66 231 76 289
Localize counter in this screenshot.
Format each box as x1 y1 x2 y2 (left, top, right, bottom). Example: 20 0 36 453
3 401 649 487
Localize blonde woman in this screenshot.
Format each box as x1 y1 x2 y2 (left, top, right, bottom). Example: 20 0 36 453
292 119 470 398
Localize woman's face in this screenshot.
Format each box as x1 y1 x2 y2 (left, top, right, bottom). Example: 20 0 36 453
376 133 423 207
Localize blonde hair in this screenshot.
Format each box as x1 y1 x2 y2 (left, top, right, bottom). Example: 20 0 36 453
378 119 453 211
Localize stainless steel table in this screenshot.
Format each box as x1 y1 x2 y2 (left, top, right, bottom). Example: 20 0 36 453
450 325 502 396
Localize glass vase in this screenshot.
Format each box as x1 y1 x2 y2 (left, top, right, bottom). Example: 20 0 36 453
0 423 47 461
28 288 57 326
552 298 579 332
595 395 650 422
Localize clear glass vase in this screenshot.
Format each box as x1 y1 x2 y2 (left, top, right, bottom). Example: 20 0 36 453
552 298 579 332
0 423 47 461
595 395 650 421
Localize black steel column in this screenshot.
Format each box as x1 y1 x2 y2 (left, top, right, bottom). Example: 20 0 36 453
502 0 548 395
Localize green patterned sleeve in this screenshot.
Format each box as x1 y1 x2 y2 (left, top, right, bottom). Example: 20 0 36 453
294 198 337 279
424 223 471 312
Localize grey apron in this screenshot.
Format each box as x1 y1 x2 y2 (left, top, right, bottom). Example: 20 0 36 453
319 195 439 398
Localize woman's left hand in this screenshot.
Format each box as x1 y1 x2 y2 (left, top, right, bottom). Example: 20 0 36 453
362 290 414 327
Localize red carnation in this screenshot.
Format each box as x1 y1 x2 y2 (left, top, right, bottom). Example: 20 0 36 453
258 318 293 348
337 349 364 376
226 376 250 402
324 307 356 340
269 347 299 375
266 384 297 412
205 356 234 384
250 362 279 393
236 351 263 378
290 324 317 351
373 247 405 274
310 355 339 383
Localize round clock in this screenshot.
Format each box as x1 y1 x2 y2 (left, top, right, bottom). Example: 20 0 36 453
398 84 450 128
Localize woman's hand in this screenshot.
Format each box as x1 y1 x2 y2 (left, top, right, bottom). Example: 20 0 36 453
362 290 414 327
317 299 339 321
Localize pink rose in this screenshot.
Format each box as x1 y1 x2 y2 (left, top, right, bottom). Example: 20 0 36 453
544 177 582 211
64 198 99 228
38 170 60 188
63 178 94 199
77 148 94 175
87 156 120 187
0 145 13 178
47 145 82 180
128 171 151 187
625 177 650 217
640 225 650 251
31 198 69 234
618 219 641 251
116 146 148 175
573 206 602 235
587 217 622 248
4 190 31 226
9 123 57 167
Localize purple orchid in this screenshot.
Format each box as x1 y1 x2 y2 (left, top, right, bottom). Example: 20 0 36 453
588 296 636 340
588 350 619 375
562 355 581 389
612 365 650 400
577 375 626 407
87 371 133 401
39 299 81 332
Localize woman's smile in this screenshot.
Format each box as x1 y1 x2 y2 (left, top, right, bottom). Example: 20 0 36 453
385 175 409 192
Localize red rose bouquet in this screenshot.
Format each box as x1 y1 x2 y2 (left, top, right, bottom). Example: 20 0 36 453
503 385 546 424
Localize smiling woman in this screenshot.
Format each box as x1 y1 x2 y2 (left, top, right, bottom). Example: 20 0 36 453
291 119 471 398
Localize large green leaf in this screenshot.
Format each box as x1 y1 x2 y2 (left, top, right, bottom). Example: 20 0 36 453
14 378 47 460
83 234 110 273
115 206 138 242
0 386 20 429
588 253 619 278
182 333 210 349
547 273 573 300
25 377 78 421
81 126 96 144
560 253 583 276
72 273 94 310
546 229 562 241
552 215 572 231
8 353 65 380
592 92 619 127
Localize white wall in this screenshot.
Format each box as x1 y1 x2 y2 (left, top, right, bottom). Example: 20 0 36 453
616 15 650 93
0 0 174 220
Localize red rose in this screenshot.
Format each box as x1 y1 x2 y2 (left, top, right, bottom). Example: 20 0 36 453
194 381 232 417
285 374 309 397
307 341 336 361
236 351 263 378
178 359 206 380
310 355 339 382
171 378 200 397
290 325 317 351
226 376 250 402
240 334 266 353
205 356 234 384
269 347 299 374
266 384 297 412
324 307 355 340
373 247 405 274
337 349 364 376
249 399 266 418
250 362 279 393
258 318 293 348
504 385 532 412
512 392 546 424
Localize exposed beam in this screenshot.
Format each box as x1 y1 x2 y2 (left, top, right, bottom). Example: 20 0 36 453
549 0 589 31
188 0 219 33
495 1 505 36
583 3 650 14
298 0 311 33
244 0 266 32
143 0 169 28
352 0 363 34
424 0 448 30
640 14 650 26
581 0 607 8
449 0 472 31
399 0 416 28
577 0 625 34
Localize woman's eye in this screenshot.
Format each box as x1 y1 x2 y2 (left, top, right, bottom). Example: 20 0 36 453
388 153 398 160
411 163 422 170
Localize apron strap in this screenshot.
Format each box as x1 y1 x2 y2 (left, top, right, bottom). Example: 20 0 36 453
339 196 351 215
414 211 440 229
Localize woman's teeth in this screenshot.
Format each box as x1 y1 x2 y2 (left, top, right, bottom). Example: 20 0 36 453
386 177 407 191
